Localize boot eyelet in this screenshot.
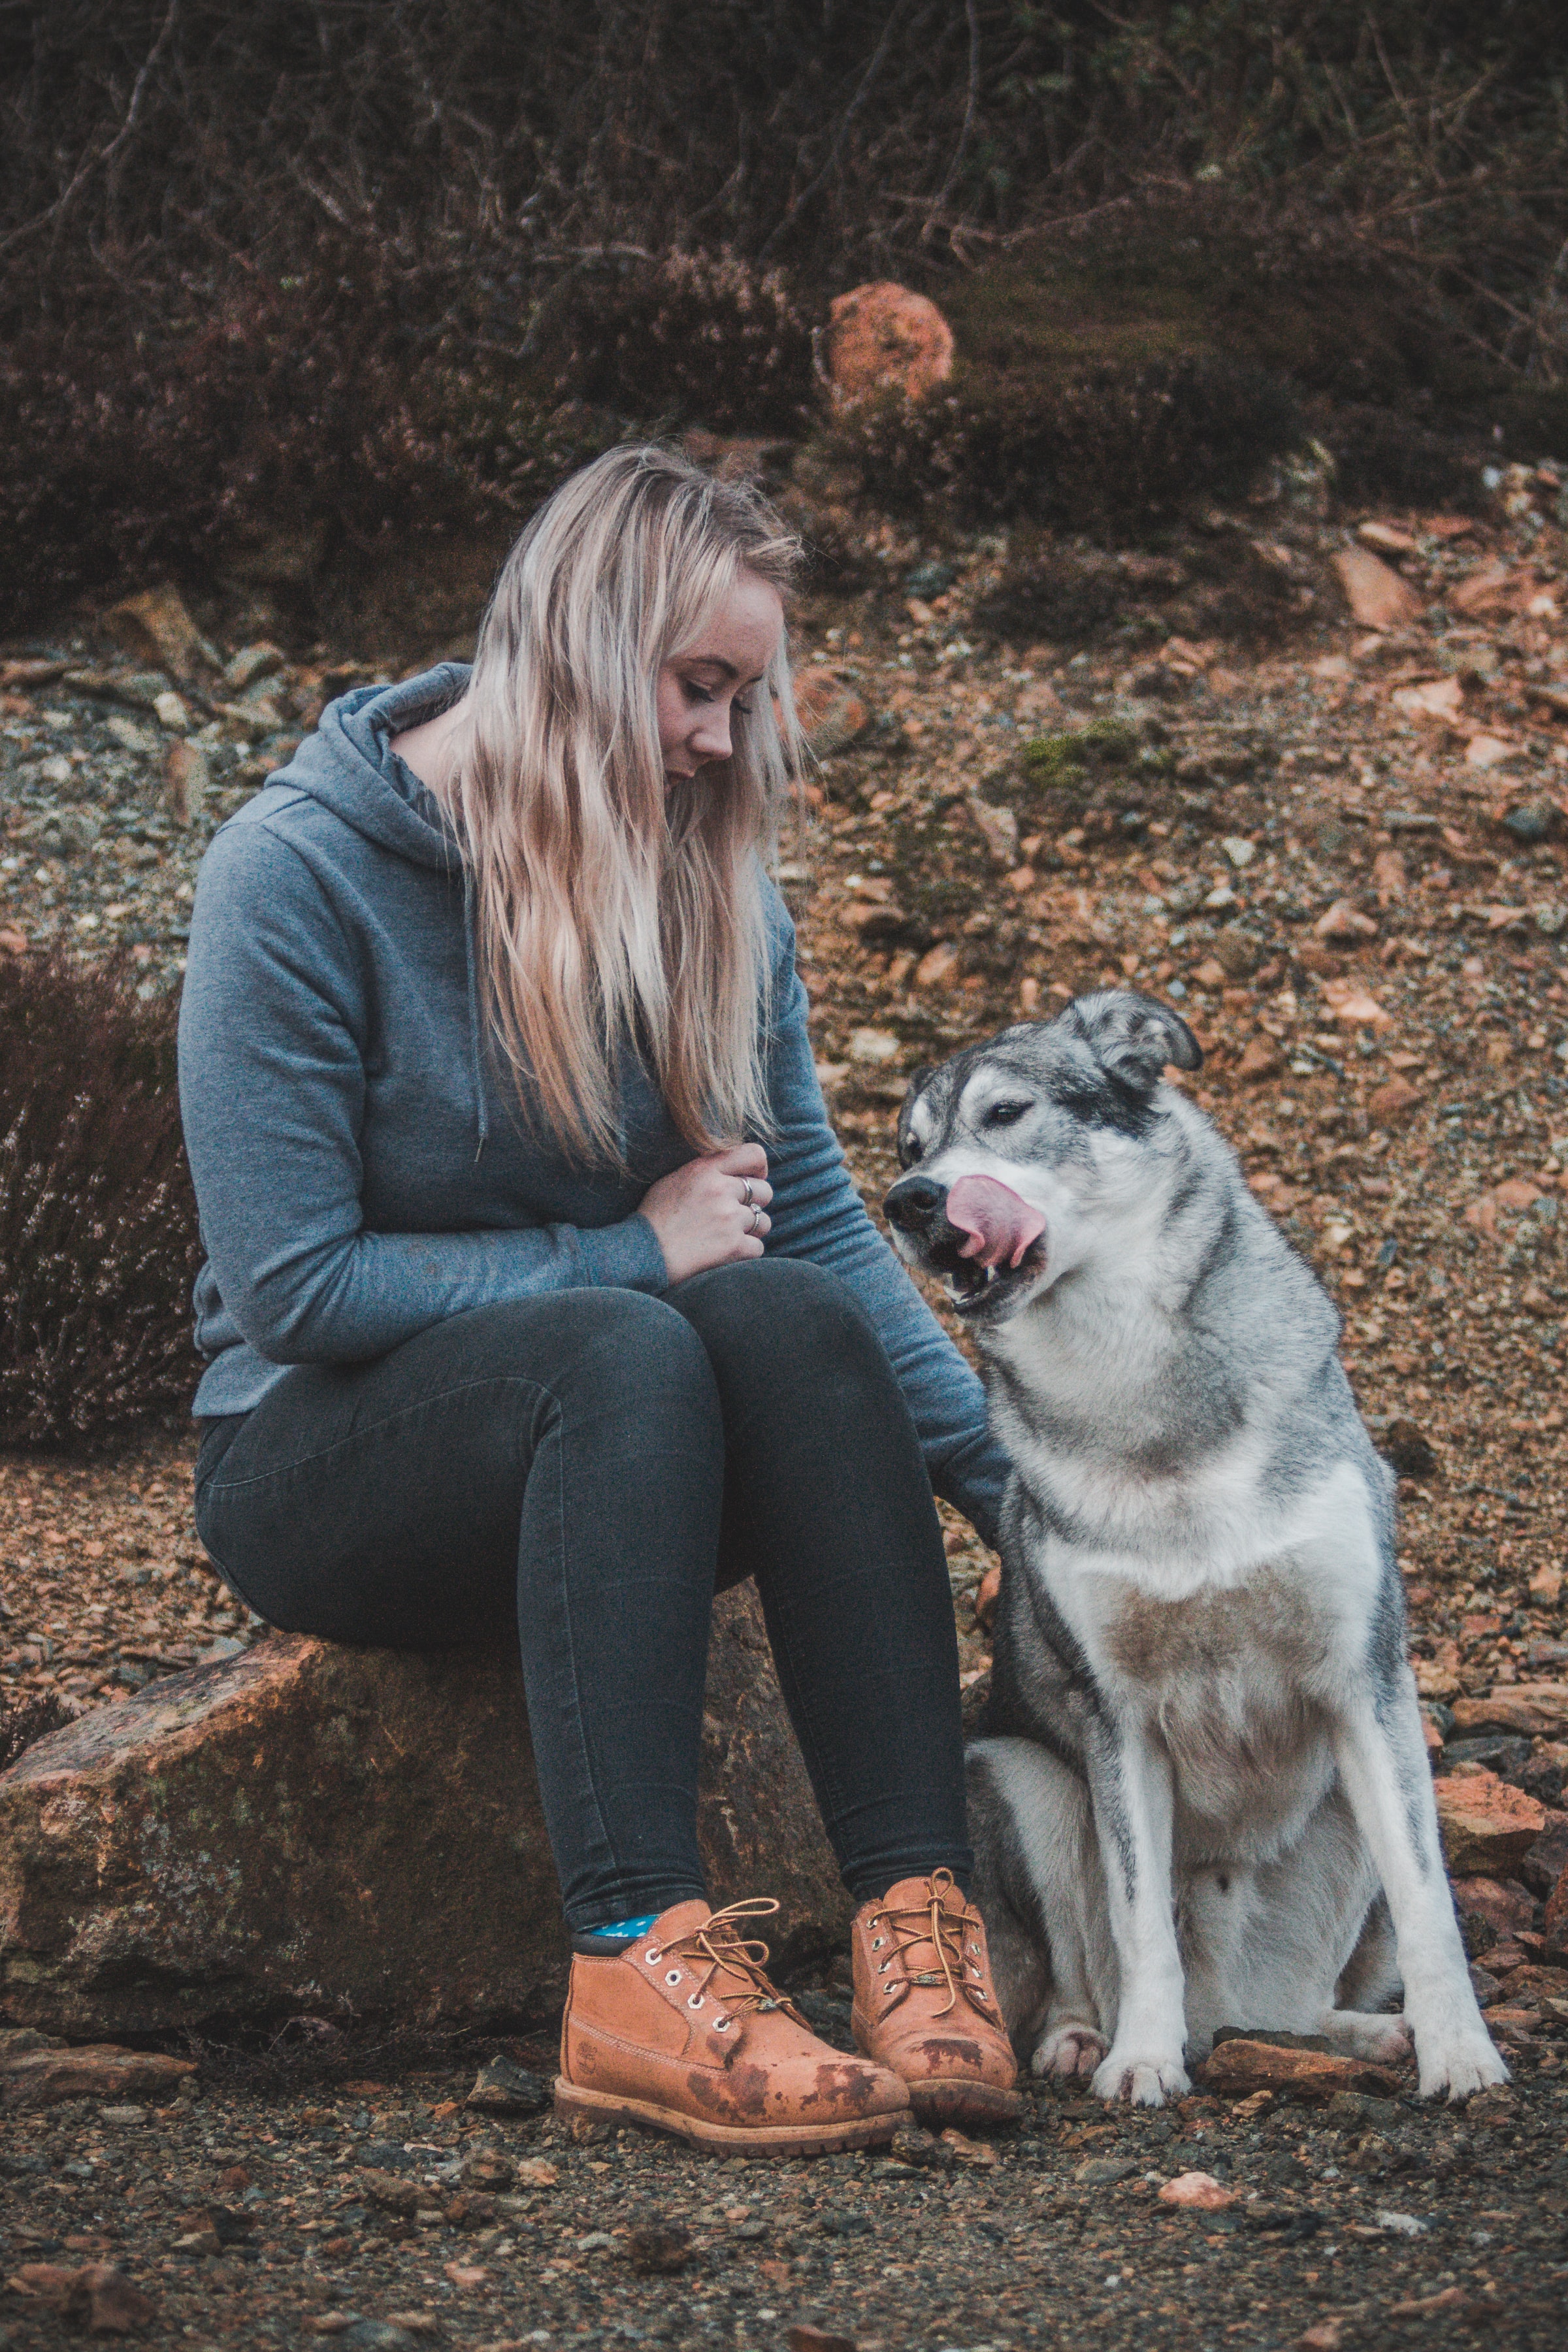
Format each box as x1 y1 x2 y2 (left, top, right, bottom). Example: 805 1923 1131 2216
665 1970 684 1986
883 1984 896 1997
877 1959 889 1972
871 1937 884 1951
715 2017 732 2032
688 1993 704 2009
644 1948 662 1964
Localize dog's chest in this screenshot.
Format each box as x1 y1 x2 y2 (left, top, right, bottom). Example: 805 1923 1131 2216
1096 1567 1335 1848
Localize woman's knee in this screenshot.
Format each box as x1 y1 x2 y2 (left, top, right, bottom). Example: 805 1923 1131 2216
460 1290 721 1429
671 1258 889 1388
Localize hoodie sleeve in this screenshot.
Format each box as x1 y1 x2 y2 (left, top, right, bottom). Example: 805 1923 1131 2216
178 819 667 1370
754 884 1009 1548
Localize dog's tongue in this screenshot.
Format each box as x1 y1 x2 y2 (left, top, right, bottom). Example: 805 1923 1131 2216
945 1175 1047 1271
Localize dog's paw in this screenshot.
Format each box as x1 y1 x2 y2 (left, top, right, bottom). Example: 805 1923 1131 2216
1321 2009 1414 2066
1415 2022 1510 2103
1091 2046 1190 2108
1033 2023 1107 2080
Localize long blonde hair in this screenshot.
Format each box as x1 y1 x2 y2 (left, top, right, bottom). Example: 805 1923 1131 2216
450 444 802 1163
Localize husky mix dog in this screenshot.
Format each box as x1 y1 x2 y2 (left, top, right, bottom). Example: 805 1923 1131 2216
884 989 1505 2107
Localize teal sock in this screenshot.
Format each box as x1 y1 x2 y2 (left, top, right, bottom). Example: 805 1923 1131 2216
573 1911 661 1953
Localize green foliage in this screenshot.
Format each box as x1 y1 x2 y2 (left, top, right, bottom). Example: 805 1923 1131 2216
1024 718 1139 791
0 953 201 1450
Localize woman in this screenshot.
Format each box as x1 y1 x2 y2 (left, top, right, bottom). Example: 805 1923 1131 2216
178 444 1020 2156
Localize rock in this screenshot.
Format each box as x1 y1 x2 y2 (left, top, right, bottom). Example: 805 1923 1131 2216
1433 1769 1547 1877
223 643 286 693
1501 795 1561 846
1193 2037 1403 2102
465 2055 550 2116
1451 1685 1568 1737
1158 2171 1235 2210
1320 978 1392 1028
791 666 870 757
1392 675 1464 725
1383 1417 1436 1476
1212 925 1264 978
912 939 962 993
1357 522 1417 555
1313 898 1378 944
0 2042 195 2110
847 1027 901 1065
1450 562 1520 617
1237 1035 1281 1082
788 2330 857 2352
0 1594 854 2040
7 2259 155 2333
1331 547 1420 630
939 2127 998 2168
627 2216 693 2274
152 690 189 733
163 741 208 828
1368 1075 1423 1120
825 283 954 408
1075 2154 1137 2185
904 561 956 598
969 796 1021 866
457 2148 514 2192
103 587 212 682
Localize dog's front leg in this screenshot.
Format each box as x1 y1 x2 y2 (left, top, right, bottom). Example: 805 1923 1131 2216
1332 1674 1507 2102
1083 1714 1190 2106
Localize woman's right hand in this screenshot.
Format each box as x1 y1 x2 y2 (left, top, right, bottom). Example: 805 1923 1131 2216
638 1145 774 1284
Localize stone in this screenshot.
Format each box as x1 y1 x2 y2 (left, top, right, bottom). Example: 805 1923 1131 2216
627 2216 693 2274
788 2330 857 2352
1357 522 1417 554
1383 1417 1436 1476
1158 2171 1235 2210
1075 2154 1137 2185
969 796 1021 866
1501 795 1561 846
825 283 954 408
1313 898 1378 944
1237 1035 1281 1082
0 2042 195 2111
1331 547 1420 630
1450 563 1520 617
1433 1769 1546 1877
847 1027 901 1065
7 2259 155 2333
791 666 870 757
0 1595 855 2039
1451 1685 1568 1737
1368 1075 1422 1120
163 740 208 828
940 2127 998 2167
514 2158 559 2189
103 587 210 681
912 939 962 993
465 2055 549 2116
223 643 286 693
1193 2037 1403 2102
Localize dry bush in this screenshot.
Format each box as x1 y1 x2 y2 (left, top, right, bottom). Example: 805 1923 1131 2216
0 1687 82 1774
529 250 814 435
0 952 201 1450
828 352 1302 536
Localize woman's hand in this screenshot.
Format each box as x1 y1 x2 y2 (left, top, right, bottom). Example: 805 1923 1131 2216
638 1145 774 1284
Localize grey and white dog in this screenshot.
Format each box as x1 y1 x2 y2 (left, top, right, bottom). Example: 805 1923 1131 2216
884 990 1505 2106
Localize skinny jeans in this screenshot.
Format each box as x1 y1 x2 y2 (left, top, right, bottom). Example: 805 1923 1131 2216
193 1258 972 1933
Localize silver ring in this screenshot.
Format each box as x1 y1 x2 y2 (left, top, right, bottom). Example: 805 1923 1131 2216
746 1203 764 1235
739 1177 755 1208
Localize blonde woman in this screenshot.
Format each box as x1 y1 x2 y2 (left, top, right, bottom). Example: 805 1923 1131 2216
178 445 1020 2155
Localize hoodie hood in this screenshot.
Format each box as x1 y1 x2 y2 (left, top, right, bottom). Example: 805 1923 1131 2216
271 664 472 874
274 662 489 1150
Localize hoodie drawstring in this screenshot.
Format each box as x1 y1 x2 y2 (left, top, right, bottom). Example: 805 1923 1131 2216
461 863 489 1162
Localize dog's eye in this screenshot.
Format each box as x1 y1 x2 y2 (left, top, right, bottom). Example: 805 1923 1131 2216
985 1099 1032 1128
901 1131 924 1166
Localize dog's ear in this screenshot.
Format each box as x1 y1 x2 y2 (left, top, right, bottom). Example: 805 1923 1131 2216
1066 990 1203 1091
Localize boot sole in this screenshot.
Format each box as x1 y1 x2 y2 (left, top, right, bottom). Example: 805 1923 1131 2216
906 2076 1025 2129
553 2077 904 2157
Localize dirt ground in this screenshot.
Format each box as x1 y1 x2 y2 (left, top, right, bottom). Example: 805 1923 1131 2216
3 456 1568 2347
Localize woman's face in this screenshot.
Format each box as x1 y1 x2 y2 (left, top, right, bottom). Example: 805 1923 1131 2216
656 570 783 784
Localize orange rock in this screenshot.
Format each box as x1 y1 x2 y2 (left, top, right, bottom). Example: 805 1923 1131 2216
1450 561 1521 617
0 926 27 956
825 282 954 407
974 1562 1001 1632
1433 1768 1546 1877
1158 2170 1235 2210
1331 546 1420 630
103 583 210 680
0 2042 194 2111
1194 2036 1403 2102
1368 1075 1422 1120
1450 1685 1568 1737
1392 675 1464 726
1237 1034 1281 1081
913 939 962 993
1313 898 1378 943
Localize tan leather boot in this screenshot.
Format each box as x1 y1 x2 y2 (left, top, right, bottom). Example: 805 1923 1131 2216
851 1869 1023 2127
555 1896 909 2156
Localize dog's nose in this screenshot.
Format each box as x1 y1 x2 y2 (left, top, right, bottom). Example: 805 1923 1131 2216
884 1173 949 1235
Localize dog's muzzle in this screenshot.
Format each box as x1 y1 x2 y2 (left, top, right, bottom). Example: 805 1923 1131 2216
884 1173 1047 1316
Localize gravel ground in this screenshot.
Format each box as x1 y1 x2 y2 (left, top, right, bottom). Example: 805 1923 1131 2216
3 457 1568 2346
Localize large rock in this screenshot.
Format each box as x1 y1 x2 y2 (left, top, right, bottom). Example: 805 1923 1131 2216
1433 1769 1548 1878
0 1590 853 2040
825 282 954 408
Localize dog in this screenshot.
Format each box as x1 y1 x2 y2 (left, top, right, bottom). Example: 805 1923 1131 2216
883 988 1505 2107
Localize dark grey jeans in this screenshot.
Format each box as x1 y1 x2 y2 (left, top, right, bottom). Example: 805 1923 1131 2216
194 1258 972 1932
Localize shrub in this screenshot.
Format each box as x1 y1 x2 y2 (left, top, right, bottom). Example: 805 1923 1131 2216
530 249 815 436
0 1687 80 1774
827 352 1302 536
0 951 201 1449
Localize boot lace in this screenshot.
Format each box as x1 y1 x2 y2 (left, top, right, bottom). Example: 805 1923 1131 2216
652 1899 806 2030
877 1868 972 2017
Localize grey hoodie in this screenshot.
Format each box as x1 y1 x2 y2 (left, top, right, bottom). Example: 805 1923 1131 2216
176 666 1007 1544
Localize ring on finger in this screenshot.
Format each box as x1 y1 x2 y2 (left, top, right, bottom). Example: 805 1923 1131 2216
739 1177 755 1208
746 1203 764 1236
